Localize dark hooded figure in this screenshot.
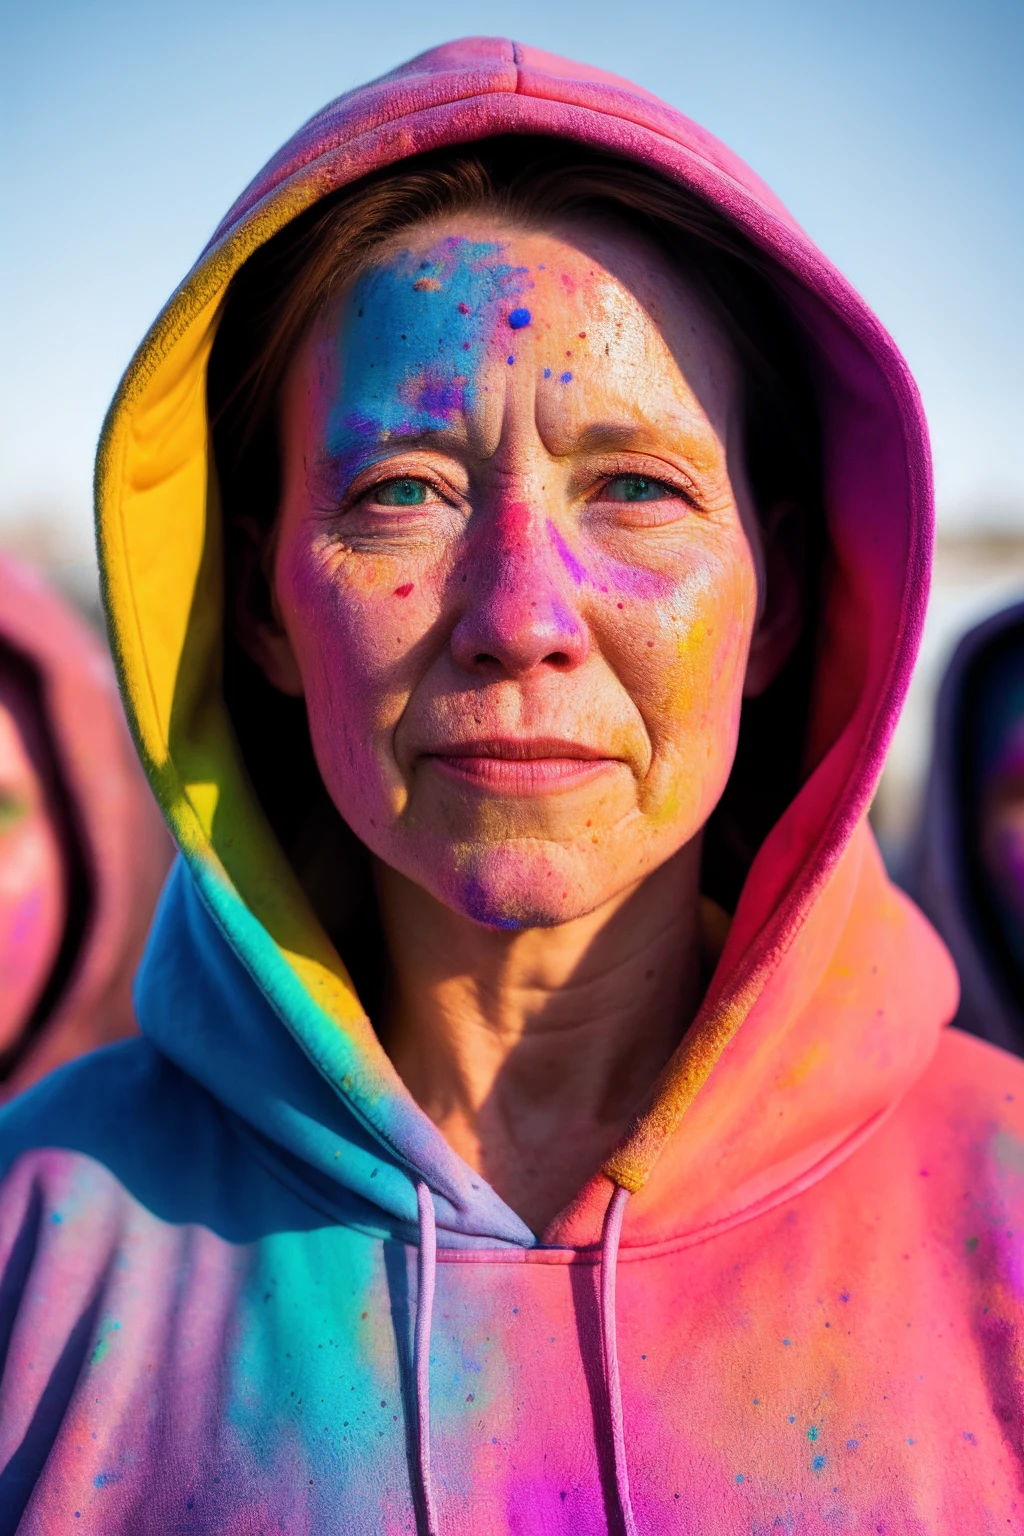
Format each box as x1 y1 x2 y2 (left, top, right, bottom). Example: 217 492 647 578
904 598 1024 1057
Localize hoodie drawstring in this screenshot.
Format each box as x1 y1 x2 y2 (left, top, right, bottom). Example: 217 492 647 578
415 1180 440 1536
601 1184 638 1536
413 1179 635 1536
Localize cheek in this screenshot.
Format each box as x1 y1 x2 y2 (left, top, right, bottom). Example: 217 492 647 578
0 813 64 1044
618 541 758 815
276 539 445 814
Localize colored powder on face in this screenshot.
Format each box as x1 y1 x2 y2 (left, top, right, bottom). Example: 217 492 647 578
547 521 587 585
393 584 414 598
543 368 551 379
323 239 530 480
560 371 573 384
508 355 515 365
461 876 525 931
508 307 531 329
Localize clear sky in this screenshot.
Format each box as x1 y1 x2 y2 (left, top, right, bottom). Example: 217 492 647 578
3 0 1022 556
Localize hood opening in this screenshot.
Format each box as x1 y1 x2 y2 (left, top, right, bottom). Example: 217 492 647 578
0 639 94 1081
208 132 828 958
223 638 390 1017
957 617 1024 1019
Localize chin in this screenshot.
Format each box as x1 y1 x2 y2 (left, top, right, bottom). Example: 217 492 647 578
432 842 608 931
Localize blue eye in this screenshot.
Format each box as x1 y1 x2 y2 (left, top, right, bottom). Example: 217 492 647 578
603 474 673 503
375 477 429 506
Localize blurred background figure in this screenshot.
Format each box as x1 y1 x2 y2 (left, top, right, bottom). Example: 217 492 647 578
903 601 1024 1056
0 554 171 1102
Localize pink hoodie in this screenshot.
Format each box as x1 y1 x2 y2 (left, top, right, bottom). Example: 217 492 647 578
0 39 1021 1535
0 555 170 1102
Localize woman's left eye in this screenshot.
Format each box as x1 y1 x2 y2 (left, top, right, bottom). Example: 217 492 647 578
601 474 679 503
372 477 432 507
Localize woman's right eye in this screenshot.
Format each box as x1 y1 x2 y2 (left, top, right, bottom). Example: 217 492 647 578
370 477 433 507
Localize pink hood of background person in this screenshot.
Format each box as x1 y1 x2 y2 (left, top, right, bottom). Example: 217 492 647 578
0 554 171 1101
1 37 1024 1535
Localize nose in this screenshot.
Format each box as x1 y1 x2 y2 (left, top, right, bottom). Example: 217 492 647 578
450 502 589 678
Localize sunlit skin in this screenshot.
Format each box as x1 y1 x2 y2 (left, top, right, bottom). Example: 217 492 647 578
248 217 800 1229
0 670 65 1057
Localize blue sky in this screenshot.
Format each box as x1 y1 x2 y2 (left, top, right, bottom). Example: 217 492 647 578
3 0 1022 553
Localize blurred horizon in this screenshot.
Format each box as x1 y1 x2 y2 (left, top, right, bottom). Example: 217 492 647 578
3 0 1023 562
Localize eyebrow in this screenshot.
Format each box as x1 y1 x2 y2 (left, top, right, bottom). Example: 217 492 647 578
563 411 721 468
568 421 658 454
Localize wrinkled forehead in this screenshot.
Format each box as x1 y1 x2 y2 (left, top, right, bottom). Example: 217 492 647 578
299 219 740 451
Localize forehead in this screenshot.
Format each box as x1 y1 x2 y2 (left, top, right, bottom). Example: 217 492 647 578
300 216 738 449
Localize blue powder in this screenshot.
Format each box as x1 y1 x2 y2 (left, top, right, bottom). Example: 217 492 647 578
560 371 573 384
508 307 531 329
325 238 530 478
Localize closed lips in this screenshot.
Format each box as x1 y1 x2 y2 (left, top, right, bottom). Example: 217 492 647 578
423 740 618 793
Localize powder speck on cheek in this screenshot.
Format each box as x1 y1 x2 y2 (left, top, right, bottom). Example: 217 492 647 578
394 584 414 598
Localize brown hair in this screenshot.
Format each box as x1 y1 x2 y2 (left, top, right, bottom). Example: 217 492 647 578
208 137 823 943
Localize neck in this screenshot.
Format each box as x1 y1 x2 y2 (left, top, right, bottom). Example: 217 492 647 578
376 842 704 1235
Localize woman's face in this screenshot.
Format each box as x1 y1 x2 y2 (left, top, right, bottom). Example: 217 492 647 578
267 217 765 929
0 669 65 1049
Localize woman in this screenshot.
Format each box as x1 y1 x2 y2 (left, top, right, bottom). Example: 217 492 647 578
0 39 1019 1533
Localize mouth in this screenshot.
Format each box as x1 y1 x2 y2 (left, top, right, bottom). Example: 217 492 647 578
422 738 619 795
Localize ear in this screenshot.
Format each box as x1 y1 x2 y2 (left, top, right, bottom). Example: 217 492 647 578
230 516 305 698
743 499 806 699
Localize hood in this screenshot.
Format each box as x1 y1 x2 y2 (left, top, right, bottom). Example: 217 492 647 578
101 38 957 1250
0 554 172 1101
903 599 1024 1056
